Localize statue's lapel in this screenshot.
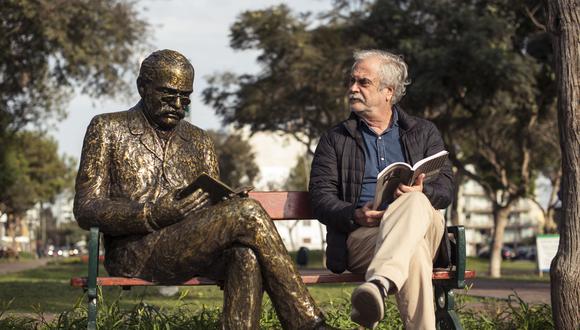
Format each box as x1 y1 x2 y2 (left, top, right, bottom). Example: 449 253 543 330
127 107 164 161
165 120 192 162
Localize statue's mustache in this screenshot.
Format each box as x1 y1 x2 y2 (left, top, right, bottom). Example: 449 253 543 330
160 106 185 118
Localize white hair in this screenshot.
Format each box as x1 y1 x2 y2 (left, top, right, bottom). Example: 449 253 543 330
353 49 411 104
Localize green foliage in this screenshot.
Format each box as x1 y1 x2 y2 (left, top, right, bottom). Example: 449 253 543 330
204 0 559 196
459 293 554 330
285 154 311 190
0 290 555 329
0 260 554 329
203 5 356 152
0 132 75 214
205 0 560 277
0 0 148 219
207 130 260 187
0 0 148 133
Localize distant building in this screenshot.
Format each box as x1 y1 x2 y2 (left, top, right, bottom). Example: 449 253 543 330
455 178 546 256
0 190 75 254
50 190 75 227
245 130 309 190
275 220 327 252
1 210 35 254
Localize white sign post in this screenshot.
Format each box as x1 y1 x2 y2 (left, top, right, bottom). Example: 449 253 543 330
536 234 560 276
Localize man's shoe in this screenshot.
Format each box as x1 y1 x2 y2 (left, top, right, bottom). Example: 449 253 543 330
350 281 385 329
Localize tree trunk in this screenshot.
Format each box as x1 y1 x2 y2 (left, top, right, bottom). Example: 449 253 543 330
7 213 16 251
546 1 580 329
545 175 561 233
489 206 511 278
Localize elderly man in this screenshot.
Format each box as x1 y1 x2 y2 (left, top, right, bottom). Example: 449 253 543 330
74 49 334 330
309 49 453 329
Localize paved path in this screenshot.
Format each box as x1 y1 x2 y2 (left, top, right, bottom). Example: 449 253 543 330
464 278 551 304
0 258 50 275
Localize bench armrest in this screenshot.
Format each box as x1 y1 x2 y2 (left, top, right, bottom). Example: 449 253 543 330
447 226 466 289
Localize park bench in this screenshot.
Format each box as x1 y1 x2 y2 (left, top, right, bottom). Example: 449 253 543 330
71 191 475 330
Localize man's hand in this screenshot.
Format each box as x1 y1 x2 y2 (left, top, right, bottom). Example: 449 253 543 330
353 201 385 227
393 173 425 199
149 188 210 229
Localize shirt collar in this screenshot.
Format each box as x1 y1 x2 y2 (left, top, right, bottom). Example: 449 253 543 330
359 107 399 136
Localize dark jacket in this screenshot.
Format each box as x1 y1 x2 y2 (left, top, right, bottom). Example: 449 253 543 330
309 108 454 273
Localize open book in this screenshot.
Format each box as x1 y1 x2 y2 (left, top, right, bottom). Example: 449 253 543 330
372 150 449 210
175 173 254 205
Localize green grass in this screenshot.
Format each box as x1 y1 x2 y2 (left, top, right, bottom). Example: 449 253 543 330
0 252 36 264
0 257 554 329
0 285 553 329
0 258 358 314
0 254 548 313
466 257 549 282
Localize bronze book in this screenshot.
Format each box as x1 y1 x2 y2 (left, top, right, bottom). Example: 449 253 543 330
175 173 254 204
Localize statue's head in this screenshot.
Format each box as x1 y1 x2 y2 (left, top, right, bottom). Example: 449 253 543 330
137 50 194 130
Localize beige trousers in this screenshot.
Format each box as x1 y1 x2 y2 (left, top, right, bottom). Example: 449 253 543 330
347 192 445 330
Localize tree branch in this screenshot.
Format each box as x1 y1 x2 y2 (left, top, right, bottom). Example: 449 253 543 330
525 4 547 31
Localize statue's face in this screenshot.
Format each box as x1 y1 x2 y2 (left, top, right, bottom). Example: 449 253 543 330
141 66 194 130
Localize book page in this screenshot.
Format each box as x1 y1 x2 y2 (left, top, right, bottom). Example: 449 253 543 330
372 150 448 209
410 151 449 184
411 150 449 171
376 161 411 179
372 165 413 210
175 173 235 204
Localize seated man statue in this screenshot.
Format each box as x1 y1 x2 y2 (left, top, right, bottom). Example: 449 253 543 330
309 49 453 329
74 49 334 330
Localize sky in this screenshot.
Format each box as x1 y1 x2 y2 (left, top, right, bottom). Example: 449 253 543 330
52 0 333 161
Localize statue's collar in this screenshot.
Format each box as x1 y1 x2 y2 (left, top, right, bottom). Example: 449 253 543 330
127 103 191 141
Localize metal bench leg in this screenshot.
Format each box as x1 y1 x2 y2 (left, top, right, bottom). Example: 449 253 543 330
87 227 100 330
435 285 462 330
88 296 97 330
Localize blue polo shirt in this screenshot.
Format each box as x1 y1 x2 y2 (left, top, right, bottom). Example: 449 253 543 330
357 109 406 209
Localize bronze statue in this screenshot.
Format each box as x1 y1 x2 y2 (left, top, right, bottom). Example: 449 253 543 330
74 49 334 329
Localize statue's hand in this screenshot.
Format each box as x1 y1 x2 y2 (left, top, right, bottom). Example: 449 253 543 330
149 189 210 229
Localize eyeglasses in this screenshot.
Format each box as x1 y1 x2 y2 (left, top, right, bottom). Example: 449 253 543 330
161 94 191 106
155 87 191 106
347 77 377 88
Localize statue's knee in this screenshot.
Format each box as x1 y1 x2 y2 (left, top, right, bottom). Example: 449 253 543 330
231 246 257 261
229 246 259 271
239 198 262 211
234 198 269 222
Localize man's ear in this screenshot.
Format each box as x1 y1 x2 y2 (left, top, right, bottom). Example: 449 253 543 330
384 87 394 103
137 77 146 99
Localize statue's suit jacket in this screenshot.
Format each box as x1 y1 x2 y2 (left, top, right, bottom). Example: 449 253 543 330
74 103 218 276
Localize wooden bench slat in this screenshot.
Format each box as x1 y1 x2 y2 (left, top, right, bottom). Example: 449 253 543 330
249 191 312 220
70 270 475 288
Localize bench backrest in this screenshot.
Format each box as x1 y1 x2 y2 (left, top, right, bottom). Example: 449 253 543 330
249 191 312 220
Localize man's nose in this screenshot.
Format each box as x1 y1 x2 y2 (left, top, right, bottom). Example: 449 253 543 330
349 81 360 93
174 97 182 109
